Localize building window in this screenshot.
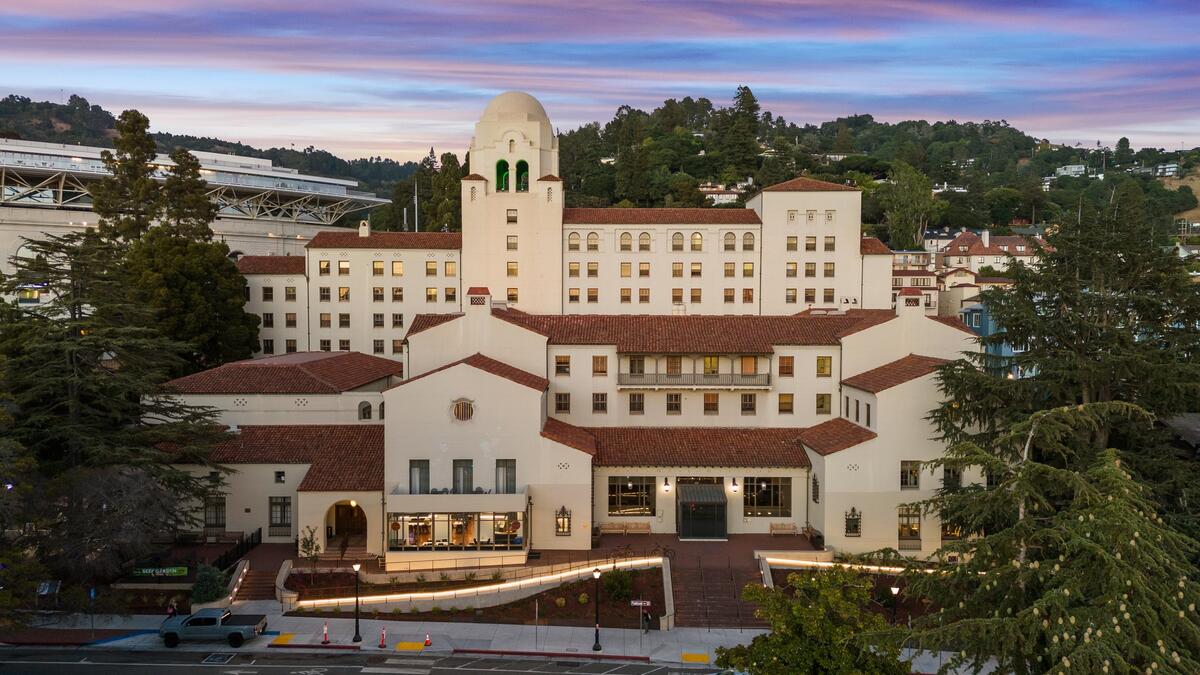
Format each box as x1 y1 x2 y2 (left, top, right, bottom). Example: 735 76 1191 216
702 356 719 375
743 262 754 278
639 232 651 251
507 235 518 251
445 287 457 302
372 260 384 276
629 393 644 414
815 393 832 415
805 262 816 277
592 393 608 413
569 262 579 278
587 262 598 278
592 355 608 376
285 339 297 353
703 393 719 414
392 339 402 354
690 288 702 303
639 288 650 303
741 393 756 415
373 313 384 327
338 287 350 302
900 461 921 489
724 232 736 251
620 232 632 251
320 339 331 351
555 506 572 536
497 160 510 191
805 288 815 303
724 262 735 278
372 339 384 354
690 232 703 251
507 288 518 303
568 288 580 303
392 287 403 302
515 160 529 191
262 339 274 354
285 286 296 301
778 393 793 414
274 470 286 483
785 288 797 304
620 288 631 303
495 459 516 494
262 287 273 302
608 476 655 516
844 508 861 537
824 236 836 252
744 477 791 517
319 260 330 276
338 339 350 351
779 356 794 376
742 288 754 303
587 232 599 251
269 496 291 531
786 236 797 251
507 261 518 277
451 398 474 421
865 402 872 427
203 495 226 529
339 313 350 328
898 505 921 549
409 460 430 494
639 262 650 277
811 475 820 503
671 232 684 251
824 262 835 277
666 393 681 414
786 262 797 278
392 261 403 276
285 313 297 328
507 208 518 223
672 288 683 304
816 356 832 377
666 356 682 375
453 459 474 493
672 262 683 278
426 288 437 302
358 401 372 420
262 313 274 328
568 232 580 251
823 288 835 303
690 262 702 277
338 260 350 276
555 393 571 413
743 232 755 251
555 355 570 375
392 313 404 328
444 261 457 277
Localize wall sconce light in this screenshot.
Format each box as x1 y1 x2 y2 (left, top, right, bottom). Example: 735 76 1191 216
349 499 357 508
731 478 739 493
663 477 671 493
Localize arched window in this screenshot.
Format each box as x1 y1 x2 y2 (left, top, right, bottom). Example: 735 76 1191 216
496 160 510 192
452 398 474 421
515 160 529 192
671 232 684 251
723 232 736 251
568 232 580 251
586 232 599 251
508 139 515 153
619 232 632 251
358 401 372 420
379 402 385 420
743 232 755 251
638 232 651 251
690 232 703 252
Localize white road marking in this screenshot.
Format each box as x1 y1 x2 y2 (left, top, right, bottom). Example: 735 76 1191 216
360 668 430 675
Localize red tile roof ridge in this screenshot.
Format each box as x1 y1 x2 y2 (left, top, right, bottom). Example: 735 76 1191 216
798 418 877 456
841 353 951 393
235 255 306 275
397 353 548 391
759 176 860 193
541 417 597 455
860 237 892 255
927 314 976 334
562 207 761 225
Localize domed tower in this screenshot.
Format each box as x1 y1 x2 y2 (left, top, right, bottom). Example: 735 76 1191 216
461 92 564 314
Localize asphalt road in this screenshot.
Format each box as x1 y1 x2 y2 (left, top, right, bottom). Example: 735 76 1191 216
0 649 725 675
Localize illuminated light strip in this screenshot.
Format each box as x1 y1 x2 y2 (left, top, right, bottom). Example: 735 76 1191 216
296 557 663 609
763 557 938 575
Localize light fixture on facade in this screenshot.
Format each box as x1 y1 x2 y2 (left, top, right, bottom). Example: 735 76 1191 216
663 477 671 493
349 499 357 508
731 478 738 493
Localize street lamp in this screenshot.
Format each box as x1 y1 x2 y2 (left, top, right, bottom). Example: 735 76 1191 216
890 585 901 624
352 562 363 642
592 568 602 651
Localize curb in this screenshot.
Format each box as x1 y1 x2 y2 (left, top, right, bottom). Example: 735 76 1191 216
268 642 360 651
453 647 650 663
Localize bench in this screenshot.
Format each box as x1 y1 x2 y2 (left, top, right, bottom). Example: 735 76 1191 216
598 522 626 535
769 522 799 536
625 522 652 535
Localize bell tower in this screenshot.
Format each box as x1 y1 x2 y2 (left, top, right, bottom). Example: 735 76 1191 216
461 92 564 314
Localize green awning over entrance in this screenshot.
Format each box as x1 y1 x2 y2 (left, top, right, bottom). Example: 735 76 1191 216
677 483 727 505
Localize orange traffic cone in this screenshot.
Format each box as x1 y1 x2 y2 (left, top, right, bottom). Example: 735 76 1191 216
379 626 387 649
321 621 329 645
424 632 432 647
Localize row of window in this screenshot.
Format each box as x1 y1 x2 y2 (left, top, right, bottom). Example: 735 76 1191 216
841 505 961 547
253 286 297 302
553 355 831 377
265 338 407 355
315 287 457 303
786 209 837 224
567 226 837 254
607 476 791 517
202 495 292 530
260 313 297 329
406 459 517 495
317 260 457 277
843 395 873 428
560 287 839 304
560 260 837 280
557 392 832 415
316 312 406 329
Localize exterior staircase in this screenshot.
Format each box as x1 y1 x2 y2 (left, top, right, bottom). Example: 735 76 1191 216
671 562 768 629
234 570 278 601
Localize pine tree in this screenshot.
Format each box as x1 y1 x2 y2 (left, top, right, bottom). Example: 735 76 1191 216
89 109 160 242
716 566 908 674
904 403 1200 675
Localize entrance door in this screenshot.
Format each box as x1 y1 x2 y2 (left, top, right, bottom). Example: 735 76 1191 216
676 482 727 539
334 504 367 536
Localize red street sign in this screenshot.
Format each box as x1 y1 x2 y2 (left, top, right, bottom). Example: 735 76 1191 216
630 600 651 607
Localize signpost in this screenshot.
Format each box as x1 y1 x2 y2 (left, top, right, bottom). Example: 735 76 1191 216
630 600 651 607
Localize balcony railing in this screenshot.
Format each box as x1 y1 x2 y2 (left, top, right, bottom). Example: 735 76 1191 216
268 525 293 538
617 373 771 388
898 538 922 551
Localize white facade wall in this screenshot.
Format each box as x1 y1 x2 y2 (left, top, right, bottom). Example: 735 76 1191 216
242 270 310 355
182 462 308 544
178 392 385 427
839 302 976 378
404 296 547 378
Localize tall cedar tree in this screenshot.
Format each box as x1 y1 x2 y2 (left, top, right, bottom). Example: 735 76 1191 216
124 148 260 373
0 232 226 582
902 403 1200 674
90 110 160 242
716 566 908 675
932 181 1200 538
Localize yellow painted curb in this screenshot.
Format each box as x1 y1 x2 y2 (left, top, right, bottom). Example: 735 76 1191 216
271 633 296 645
681 652 710 664
395 641 426 651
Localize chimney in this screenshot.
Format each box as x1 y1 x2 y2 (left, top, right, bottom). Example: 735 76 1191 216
466 286 492 312
358 220 371 238
981 229 990 248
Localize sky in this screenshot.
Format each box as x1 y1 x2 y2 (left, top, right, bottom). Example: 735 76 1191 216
1 0 1199 162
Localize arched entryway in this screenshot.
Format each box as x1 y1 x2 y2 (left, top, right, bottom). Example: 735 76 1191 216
324 499 367 552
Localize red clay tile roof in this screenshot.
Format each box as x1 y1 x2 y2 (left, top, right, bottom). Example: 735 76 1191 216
405 313 463 342
860 237 892 255
941 231 1046 257
166 352 404 394
206 425 384 492
798 418 877 456
466 287 491 295
399 353 548 392
493 308 895 353
235 255 306 275
584 427 810 468
539 174 563 182
841 354 950 393
306 231 461 249
927 315 976 335
760 176 859 192
897 287 925 296
894 269 937 277
562 208 761 225
541 418 597 455
463 173 487 181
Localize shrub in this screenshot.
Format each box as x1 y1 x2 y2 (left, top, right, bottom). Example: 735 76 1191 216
430 605 441 613
464 572 477 582
415 574 427 584
190 565 227 604
578 592 589 605
603 569 634 602
392 607 403 614
491 569 504 581
554 597 566 608
438 572 450 582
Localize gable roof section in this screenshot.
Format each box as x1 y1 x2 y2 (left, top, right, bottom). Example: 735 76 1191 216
405 313 464 341
585 427 810 468
841 354 950 393
398 353 548 392
541 417 597 455
760 176 859 192
306 231 461 250
562 208 761 225
927 314 975 335
166 352 405 395
207 425 384 492
493 308 896 353
860 237 892 255
798 418 877 456
235 255 305 275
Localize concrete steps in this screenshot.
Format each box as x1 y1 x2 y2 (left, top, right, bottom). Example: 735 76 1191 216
235 570 278 601
671 564 767 629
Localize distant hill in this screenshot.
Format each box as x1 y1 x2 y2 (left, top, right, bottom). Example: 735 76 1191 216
0 94 416 196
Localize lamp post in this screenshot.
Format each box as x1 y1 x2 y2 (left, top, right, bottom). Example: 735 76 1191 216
890 585 900 624
592 568 602 651
352 562 363 642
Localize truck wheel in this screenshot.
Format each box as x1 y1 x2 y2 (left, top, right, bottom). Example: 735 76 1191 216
163 633 180 648
228 633 244 648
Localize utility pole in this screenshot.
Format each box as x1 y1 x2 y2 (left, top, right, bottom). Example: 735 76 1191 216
413 181 419 233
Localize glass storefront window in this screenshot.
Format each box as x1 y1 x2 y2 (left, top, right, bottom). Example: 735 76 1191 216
387 511 525 551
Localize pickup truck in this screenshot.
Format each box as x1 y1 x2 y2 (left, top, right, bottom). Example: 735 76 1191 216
159 608 268 647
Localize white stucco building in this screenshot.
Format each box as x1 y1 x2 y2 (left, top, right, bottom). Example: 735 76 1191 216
163 92 981 570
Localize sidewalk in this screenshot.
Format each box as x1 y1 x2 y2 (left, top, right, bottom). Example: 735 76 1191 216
33 600 766 666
